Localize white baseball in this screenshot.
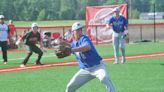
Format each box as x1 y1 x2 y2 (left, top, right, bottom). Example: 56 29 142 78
16 40 20 45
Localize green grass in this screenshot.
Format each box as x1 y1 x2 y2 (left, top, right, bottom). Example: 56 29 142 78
129 19 164 24
0 42 164 92
13 20 85 27
0 57 164 92
0 42 164 68
6 19 164 27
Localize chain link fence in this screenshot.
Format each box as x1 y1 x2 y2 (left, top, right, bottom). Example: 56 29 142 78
14 3 164 45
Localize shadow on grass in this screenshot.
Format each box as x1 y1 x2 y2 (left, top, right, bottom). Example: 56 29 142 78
160 63 164 65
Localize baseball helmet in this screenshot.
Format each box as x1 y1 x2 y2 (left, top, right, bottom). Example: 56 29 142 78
72 22 83 31
113 7 120 12
0 15 5 19
9 20 13 23
31 22 38 28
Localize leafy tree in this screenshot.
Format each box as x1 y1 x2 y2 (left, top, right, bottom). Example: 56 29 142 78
37 9 46 20
0 0 163 20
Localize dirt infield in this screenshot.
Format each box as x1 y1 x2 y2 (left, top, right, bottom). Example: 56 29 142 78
0 52 164 73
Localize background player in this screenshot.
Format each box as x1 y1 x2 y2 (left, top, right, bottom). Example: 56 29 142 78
16 23 43 67
106 7 128 64
60 22 116 92
0 15 10 64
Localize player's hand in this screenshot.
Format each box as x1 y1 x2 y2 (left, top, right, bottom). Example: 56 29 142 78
7 40 10 45
122 30 128 39
124 30 128 35
121 34 127 39
106 24 111 29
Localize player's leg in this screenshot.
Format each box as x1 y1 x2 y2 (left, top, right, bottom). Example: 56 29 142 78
112 35 119 64
1 41 8 64
92 62 116 92
31 45 43 65
120 33 126 63
66 69 94 92
21 45 33 66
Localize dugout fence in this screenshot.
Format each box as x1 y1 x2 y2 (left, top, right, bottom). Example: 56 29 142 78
15 23 164 45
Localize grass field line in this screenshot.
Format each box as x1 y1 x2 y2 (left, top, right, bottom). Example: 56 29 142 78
0 52 164 73
0 53 55 61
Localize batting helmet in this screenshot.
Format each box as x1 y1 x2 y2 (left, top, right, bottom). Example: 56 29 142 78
113 7 120 12
31 22 38 28
72 22 83 31
0 15 5 19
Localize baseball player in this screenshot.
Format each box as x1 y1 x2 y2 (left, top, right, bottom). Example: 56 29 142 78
64 29 73 43
0 15 10 64
16 23 43 67
62 22 116 92
106 7 128 64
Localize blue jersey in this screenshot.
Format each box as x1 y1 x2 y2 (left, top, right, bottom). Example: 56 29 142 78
0 23 9 41
71 35 102 69
108 15 128 33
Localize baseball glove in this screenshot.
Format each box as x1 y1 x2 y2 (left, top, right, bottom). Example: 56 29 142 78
54 45 72 58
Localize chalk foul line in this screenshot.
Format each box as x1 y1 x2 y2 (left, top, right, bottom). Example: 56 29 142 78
0 52 164 73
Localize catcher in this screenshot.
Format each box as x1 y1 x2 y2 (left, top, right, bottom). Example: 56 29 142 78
16 23 44 67
52 22 116 92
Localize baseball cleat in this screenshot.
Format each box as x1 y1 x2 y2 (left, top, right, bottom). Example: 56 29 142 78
3 62 7 64
34 62 44 65
20 64 26 67
113 61 118 64
121 60 126 64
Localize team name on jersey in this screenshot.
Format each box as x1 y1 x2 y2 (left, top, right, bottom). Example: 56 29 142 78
113 21 124 26
29 37 38 42
0 28 7 31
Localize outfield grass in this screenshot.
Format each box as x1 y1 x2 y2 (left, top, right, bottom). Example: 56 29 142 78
0 57 163 92
0 42 164 68
0 42 164 92
8 19 164 27
129 19 164 24
13 20 85 27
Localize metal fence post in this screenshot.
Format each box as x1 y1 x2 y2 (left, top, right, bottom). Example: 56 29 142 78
63 27 65 38
153 3 156 42
140 25 143 41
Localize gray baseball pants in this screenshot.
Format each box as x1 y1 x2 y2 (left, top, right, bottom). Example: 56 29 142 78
65 62 116 92
112 32 126 63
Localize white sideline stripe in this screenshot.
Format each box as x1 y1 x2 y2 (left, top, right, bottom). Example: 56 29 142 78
103 53 164 61
0 53 164 73
0 62 77 72
0 53 55 61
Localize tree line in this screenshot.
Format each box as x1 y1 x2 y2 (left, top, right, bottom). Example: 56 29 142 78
0 0 163 21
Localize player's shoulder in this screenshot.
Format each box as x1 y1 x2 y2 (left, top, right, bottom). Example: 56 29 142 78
80 35 92 44
81 35 90 40
26 31 32 34
120 15 126 19
25 31 32 36
0 23 8 26
110 16 115 19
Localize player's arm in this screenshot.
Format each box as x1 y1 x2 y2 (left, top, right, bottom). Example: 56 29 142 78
38 33 44 48
71 44 91 52
71 38 91 52
124 17 128 33
106 17 113 29
59 38 72 47
106 24 111 29
7 26 11 44
16 33 28 45
58 40 91 52
39 39 44 48
122 17 128 39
